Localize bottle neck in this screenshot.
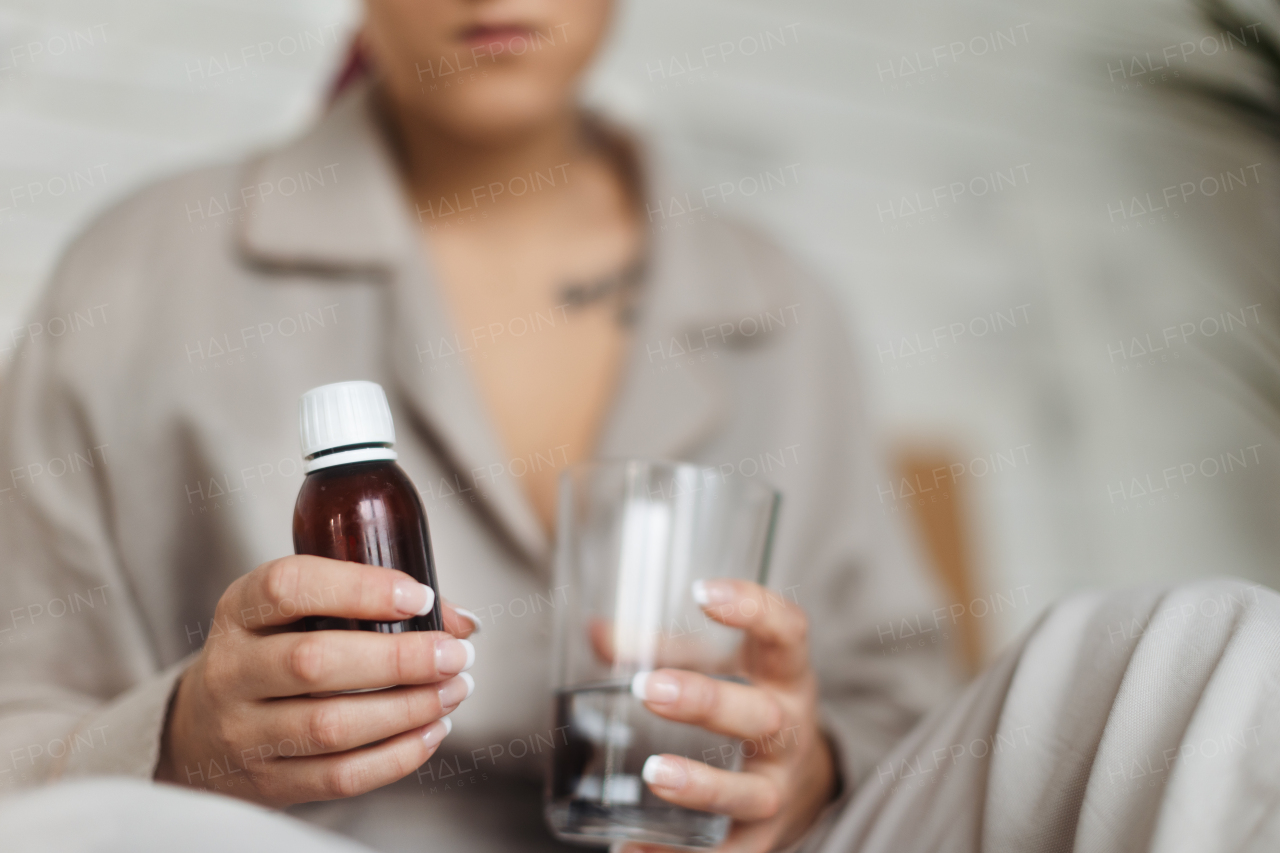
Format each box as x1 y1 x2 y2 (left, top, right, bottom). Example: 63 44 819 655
304 444 397 473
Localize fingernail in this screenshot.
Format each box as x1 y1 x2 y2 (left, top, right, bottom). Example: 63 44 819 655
692 579 732 607
422 717 450 749
436 638 475 674
442 714 453 734
631 670 679 704
438 672 475 709
394 580 435 616
641 755 686 789
454 607 483 634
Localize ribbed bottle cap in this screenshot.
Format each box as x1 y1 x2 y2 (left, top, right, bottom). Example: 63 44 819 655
298 381 396 461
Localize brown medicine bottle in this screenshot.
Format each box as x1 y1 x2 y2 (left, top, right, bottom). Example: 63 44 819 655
293 381 443 633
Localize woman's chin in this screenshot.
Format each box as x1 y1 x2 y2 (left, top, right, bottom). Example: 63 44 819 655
412 89 575 144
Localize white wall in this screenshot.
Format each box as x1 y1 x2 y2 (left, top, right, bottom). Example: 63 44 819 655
1 0 1277 657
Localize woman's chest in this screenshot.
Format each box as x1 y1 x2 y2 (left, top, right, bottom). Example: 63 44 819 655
424 251 634 532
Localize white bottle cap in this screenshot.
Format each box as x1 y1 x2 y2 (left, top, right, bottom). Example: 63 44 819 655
298 381 398 472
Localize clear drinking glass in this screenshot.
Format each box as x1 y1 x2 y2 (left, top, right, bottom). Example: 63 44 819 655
544 459 782 849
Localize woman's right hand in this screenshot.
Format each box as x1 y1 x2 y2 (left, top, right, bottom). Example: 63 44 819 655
155 555 475 806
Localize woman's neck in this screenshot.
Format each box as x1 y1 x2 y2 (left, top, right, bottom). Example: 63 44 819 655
387 103 590 218
374 94 643 534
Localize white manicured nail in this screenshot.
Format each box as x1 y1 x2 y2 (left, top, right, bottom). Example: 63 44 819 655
415 584 436 616
459 671 475 698
423 717 450 748
460 639 475 671
442 714 453 735
394 580 436 616
630 670 678 703
454 607 483 633
691 579 732 607
642 755 682 788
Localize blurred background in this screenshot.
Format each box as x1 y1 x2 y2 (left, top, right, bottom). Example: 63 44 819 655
1 0 1278 663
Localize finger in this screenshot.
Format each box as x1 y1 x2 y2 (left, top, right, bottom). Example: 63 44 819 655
263 674 474 756
714 821 778 853
264 716 453 803
640 754 779 821
245 629 474 697
592 620 731 672
587 620 722 671
712 820 780 853
588 617 615 664
441 601 480 637
693 580 809 682
226 556 436 630
631 670 782 740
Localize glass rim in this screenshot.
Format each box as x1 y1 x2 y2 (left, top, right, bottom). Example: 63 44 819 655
558 457 782 503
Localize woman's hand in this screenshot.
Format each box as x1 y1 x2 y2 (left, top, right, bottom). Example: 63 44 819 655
155 555 476 807
622 580 837 853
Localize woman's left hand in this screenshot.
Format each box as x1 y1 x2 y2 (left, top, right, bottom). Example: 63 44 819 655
621 579 838 853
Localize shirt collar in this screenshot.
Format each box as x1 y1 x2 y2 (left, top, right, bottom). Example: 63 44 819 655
236 83 796 568
237 82 791 334
236 82 414 274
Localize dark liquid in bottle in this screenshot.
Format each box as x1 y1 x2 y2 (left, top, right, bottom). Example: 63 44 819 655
293 458 443 633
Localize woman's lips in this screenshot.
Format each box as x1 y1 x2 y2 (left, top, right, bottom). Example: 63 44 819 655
458 24 539 53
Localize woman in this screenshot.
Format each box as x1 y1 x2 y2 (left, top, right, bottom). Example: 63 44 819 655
0 2 955 851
